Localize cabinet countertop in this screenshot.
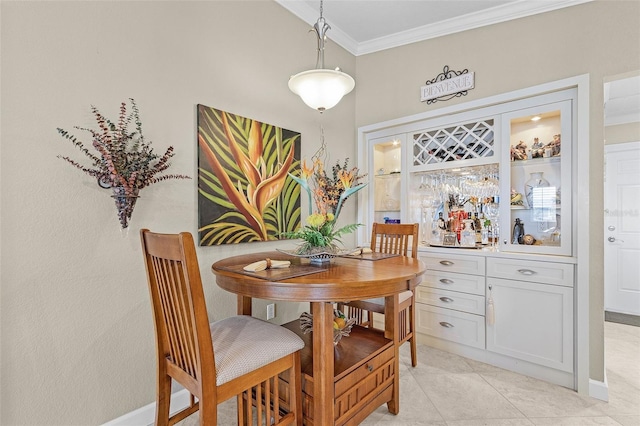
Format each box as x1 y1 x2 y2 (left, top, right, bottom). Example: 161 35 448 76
417 245 578 264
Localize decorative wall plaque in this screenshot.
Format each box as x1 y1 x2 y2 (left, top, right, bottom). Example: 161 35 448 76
421 66 474 104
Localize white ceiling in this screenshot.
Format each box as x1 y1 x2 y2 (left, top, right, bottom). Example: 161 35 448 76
277 0 639 125
275 0 592 56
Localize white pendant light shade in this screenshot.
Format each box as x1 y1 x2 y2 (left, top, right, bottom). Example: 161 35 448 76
288 1 355 113
289 69 355 112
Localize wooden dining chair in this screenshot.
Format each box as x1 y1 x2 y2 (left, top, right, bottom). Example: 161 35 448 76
140 229 304 426
339 222 419 367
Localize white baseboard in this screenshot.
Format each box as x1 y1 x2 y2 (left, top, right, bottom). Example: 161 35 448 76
102 389 191 426
589 374 609 402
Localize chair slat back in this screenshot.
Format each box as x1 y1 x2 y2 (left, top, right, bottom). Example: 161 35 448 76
370 223 419 259
141 230 214 391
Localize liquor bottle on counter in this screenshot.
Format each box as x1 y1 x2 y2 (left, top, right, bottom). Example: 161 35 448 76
474 212 482 243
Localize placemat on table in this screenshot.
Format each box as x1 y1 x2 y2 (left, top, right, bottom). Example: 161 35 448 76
341 252 400 261
217 263 328 280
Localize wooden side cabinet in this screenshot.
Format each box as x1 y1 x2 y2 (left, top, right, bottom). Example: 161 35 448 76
280 320 395 426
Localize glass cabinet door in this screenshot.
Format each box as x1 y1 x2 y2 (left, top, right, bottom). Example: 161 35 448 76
500 98 573 256
357 134 406 246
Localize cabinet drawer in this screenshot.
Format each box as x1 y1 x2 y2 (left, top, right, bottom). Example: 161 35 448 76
422 270 485 296
416 304 485 349
421 252 485 276
487 257 574 287
334 346 394 397
416 287 485 316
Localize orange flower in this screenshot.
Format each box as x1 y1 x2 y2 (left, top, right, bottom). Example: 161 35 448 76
338 169 355 189
301 159 314 179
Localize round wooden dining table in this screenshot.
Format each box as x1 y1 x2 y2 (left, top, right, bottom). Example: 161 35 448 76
211 250 426 425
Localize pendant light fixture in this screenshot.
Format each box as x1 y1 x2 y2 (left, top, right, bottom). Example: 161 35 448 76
288 0 355 113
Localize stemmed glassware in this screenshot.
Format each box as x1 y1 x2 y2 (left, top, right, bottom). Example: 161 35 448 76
484 199 500 251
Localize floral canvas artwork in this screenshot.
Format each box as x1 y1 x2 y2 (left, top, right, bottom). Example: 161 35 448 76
197 105 301 245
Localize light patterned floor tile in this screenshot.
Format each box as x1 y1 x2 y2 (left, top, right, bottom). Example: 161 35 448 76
480 370 607 419
446 419 535 426
413 372 524 421
529 416 627 425
610 414 640 426
361 364 444 425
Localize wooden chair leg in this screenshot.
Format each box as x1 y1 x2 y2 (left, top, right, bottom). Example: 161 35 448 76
409 302 417 367
156 374 171 426
199 398 217 426
367 310 374 328
292 352 303 426
410 335 417 367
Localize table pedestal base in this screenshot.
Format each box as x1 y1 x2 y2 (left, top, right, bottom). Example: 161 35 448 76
279 320 396 425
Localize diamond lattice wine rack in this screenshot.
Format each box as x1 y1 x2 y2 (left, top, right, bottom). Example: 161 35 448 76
412 119 495 167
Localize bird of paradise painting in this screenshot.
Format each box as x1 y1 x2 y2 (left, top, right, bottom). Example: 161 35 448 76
197 105 301 245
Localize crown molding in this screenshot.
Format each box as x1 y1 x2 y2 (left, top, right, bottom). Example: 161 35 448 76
276 0 593 57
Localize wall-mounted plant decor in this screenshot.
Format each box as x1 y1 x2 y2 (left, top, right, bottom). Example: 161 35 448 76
57 99 190 230
197 105 301 245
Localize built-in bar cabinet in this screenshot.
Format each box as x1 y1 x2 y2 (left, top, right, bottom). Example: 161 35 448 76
357 86 580 390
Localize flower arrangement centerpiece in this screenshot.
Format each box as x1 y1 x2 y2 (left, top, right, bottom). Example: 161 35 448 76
282 141 366 260
57 99 190 230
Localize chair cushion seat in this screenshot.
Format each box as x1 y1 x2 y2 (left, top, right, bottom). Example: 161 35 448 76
210 315 304 386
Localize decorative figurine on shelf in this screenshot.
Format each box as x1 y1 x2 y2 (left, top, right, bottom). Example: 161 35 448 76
548 134 561 156
512 218 525 245
510 141 528 161
531 137 545 158
510 189 524 206
522 234 536 245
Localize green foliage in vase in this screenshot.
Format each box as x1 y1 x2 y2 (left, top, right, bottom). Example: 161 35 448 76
281 142 367 254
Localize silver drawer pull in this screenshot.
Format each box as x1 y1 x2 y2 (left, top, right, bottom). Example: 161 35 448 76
440 260 454 266
440 278 454 285
366 364 373 372
439 321 454 328
517 269 536 275
439 297 454 303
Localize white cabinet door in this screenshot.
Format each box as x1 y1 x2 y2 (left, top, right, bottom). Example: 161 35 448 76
499 90 575 256
486 278 573 373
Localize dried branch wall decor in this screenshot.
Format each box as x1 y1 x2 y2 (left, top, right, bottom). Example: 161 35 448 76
197 105 301 245
56 99 191 230
420 65 475 105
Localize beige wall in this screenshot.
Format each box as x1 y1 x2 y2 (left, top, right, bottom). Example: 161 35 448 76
354 0 640 388
0 1 355 424
2 0 639 424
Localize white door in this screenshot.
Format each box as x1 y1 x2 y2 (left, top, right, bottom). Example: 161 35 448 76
604 141 640 316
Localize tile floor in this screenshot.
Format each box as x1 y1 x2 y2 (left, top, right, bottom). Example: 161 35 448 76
175 321 640 425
